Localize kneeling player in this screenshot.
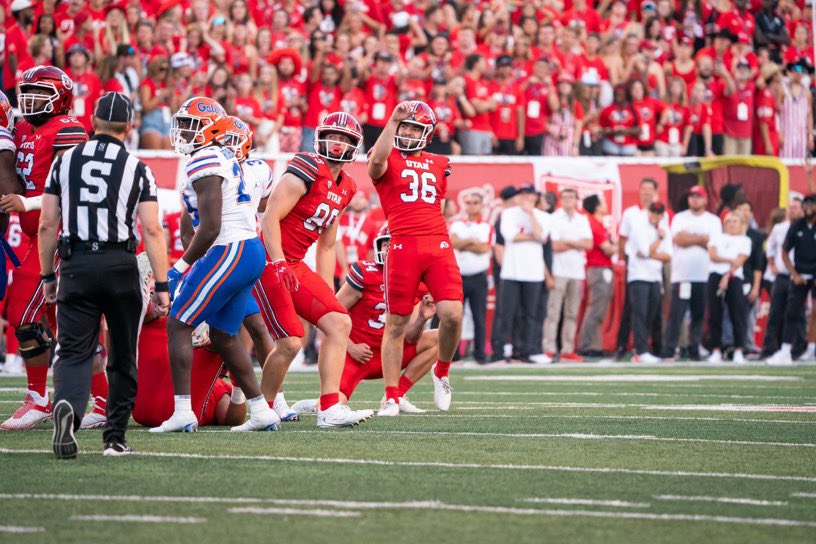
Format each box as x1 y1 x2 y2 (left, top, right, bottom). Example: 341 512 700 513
338 229 438 411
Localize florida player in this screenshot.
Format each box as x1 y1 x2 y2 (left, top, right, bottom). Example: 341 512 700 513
368 100 463 416
0 67 88 430
150 97 278 433
337 227 439 411
258 112 373 428
0 90 21 300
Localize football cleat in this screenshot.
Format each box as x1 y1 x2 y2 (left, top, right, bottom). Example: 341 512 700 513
231 410 281 432
52 400 78 460
529 353 553 365
317 403 373 428
291 398 318 415
80 411 106 430
2 354 25 375
766 350 793 366
149 411 199 433
1 391 52 430
707 350 723 364
432 370 452 411
377 398 400 417
633 352 661 364
397 396 425 414
732 350 746 365
103 441 133 456
273 393 300 422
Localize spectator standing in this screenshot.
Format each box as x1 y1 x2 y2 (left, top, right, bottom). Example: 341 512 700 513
543 73 583 156
543 188 593 361
753 64 782 157
491 185 549 363
575 74 604 156
626 202 672 364
662 186 722 360
461 54 496 155
721 60 754 155
3 0 36 106
529 192 557 364
763 197 804 358
449 192 492 364
780 59 814 159
734 201 765 355
656 77 692 157
630 79 662 157
600 85 639 156
139 54 171 150
696 56 726 155
426 78 465 155
490 185 518 355
706 212 752 364
65 43 103 134
360 51 400 150
578 194 617 358
522 58 558 156
271 49 306 153
492 55 525 155
687 80 713 157
769 195 816 364
755 0 790 63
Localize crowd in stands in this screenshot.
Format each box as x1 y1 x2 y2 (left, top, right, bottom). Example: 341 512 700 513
1 0 815 157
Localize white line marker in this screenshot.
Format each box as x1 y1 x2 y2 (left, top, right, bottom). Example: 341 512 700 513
400 414 816 424
520 498 650 508
644 405 816 413
792 493 816 498
228 507 359 518
465 375 802 382
653 495 789 506
70 515 205 524
1 452 814 482
456 391 813 400
0 525 45 533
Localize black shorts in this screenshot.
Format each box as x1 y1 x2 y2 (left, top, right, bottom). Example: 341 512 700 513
637 143 655 152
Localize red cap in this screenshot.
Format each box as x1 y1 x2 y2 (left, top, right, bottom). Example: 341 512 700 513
689 185 707 197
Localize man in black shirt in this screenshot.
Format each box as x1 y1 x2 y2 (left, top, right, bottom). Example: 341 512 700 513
769 194 816 364
755 0 790 63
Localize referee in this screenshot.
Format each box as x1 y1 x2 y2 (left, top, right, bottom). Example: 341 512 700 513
38 92 170 459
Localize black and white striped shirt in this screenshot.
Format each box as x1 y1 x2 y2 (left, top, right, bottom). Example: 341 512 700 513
44 134 158 243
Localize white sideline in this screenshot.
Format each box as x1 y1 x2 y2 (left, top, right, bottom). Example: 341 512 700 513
644 405 816 413
1 450 814 482
407 414 816 424
465 375 801 382
520 498 650 508
0 525 45 533
70 515 206 524
228 508 360 518
792 493 816 498
456 391 814 400
653 495 788 506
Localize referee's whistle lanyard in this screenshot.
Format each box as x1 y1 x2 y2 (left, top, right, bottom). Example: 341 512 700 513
0 237 21 300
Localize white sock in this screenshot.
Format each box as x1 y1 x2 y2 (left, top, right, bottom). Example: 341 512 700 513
28 389 48 405
247 395 270 415
174 395 192 412
807 343 815 353
275 392 286 404
780 343 792 355
231 387 246 404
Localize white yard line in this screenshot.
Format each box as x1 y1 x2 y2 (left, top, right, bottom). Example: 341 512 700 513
403 414 816 424
455 392 814 400
465 375 802 382
1 450 814 482
519 498 650 508
228 507 359 517
653 495 788 506
0 525 45 533
70 515 206 524
792 492 816 498
643 405 816 413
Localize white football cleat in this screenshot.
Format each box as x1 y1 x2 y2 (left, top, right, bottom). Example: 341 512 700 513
398 396 425 413
633 352 661 364
148 410 198 433
317 403 372 428
766 350 793 366
231 410 281 432
529 353 552 365
1 391 52 430
291 398 318 415
732 350 746 365
707 350 723 364
273 393 300 422
3 354 25 375
377 398 400 417
432 369 452 411
80 411 106 429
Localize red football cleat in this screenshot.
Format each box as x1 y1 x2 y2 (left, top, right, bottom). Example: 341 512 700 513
559 352 585 362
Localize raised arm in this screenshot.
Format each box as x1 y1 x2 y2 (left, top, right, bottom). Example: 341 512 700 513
368 101 411 180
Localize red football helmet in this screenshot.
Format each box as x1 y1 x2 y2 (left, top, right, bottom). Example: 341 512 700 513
220 116 253 161
373 223 390 265
314 111 362 162
17 65 75 120
0 91 13 130
394 100 436 152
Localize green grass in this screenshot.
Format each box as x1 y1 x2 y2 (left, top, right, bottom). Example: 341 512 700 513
1 364 816 543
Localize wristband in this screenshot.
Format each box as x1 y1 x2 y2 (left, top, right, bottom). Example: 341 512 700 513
154 281 170 293
20 195 43 212
41 272 57 284
173 258 190 274
272 258 286 266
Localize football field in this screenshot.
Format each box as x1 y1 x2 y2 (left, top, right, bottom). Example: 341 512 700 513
1 363 815 543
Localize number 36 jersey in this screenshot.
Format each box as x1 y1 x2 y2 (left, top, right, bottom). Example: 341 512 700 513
373 149 451 237
182 145 257 246
279 152 356 262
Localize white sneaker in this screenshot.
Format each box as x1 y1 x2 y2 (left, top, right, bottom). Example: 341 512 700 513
377 398 400 417
732 350 746 365
529 353 552 365
432 369 452 411
317 403 372 428
707 350 723 364
802 348 816 361
273 393 299 422
1 390 52 430
231 410 281 432
398 396 425 413
80 411 106 429
634 352 661 364
767 350 793 366
291 398 318 415
3 355 24 375
148 410 198 433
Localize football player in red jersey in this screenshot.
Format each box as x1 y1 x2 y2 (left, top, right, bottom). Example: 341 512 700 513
258 111 373 429
368 100 463 416
0 66 88 431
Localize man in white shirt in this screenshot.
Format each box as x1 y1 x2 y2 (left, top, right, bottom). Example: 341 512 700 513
763 197 805 358
662 186 722 360
626 202 673 363
615 178 669 359
491 185 550 362
543 188 592 361
450 191 493 364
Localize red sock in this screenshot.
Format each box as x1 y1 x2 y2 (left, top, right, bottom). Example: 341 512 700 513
267 400 275 410
26 364 48 398
385 386 400 403
91 371 108 401
434 361 451 379
397 375 414 397
319 393 339 411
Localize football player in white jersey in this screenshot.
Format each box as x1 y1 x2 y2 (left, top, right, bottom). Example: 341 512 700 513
151 97 279 433
0 90 22 300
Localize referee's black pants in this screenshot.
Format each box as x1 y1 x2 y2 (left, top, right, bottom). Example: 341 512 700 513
53 249 144 443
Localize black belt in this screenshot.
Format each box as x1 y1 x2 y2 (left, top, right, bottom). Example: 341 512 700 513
71 241 134 253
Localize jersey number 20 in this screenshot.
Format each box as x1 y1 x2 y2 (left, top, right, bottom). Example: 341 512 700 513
399 169 437 204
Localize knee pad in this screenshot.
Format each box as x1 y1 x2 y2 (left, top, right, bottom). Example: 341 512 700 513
16 322 52 359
